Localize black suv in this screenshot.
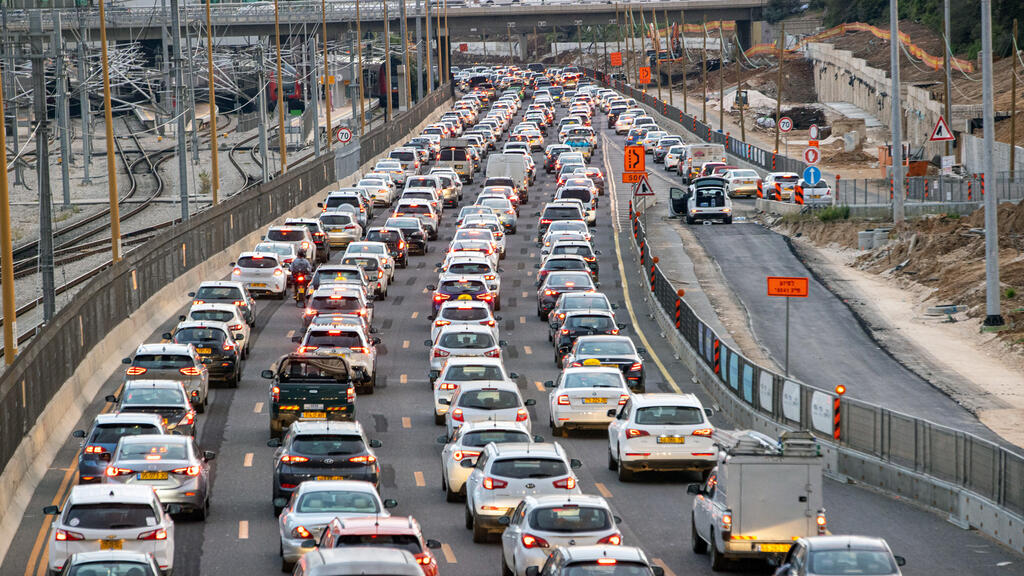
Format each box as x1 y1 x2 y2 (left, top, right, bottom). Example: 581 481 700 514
365 227 410 268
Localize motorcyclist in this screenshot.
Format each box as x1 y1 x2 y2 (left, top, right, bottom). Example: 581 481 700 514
290 249 313 298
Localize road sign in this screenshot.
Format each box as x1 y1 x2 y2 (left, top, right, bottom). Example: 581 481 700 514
808 123 819 139
930 116 955 142
632 174 655 196
335 126 353 144
624 145 645 172
778 117 793 133
638 67 651 84
622 172 645 184
610 52 623 67
767 276 809 297
802 166 822 186
941 154 955 175
803 146 820 166
459 43 468 52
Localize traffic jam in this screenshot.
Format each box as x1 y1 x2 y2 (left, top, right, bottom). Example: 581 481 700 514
44 66 906 576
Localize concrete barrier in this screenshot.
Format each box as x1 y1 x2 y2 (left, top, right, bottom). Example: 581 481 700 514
755 198 983 219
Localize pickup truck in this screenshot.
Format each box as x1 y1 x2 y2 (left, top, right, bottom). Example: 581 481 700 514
262 354 361 438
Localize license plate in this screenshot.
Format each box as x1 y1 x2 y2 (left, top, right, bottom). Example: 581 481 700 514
297 286 306 295
140 471 169 480
583 398 607 404
316 475 345 480
301 411 327 419
196 347 212 354
304 404 324 410
759 543 792 553
332 228 346 233
100 539 123 551
658 437 685 444
250 283 267 288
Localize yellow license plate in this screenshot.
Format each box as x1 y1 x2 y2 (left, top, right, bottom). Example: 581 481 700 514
457 294 473 300
583 398 607 404
100 539 123 551
316 475 345 481
759 543 792 553
332 228 346 233
251 283 267 288
196 348 212 354
302 411 327 419
140 471 168 480
657 437 686 444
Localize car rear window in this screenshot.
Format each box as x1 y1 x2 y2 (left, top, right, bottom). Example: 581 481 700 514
562 562 653 576
65 504 158 530
342 257 380 271
441 280 486 295
440 149 468 161
545 259 588 272
366 230 401 244
694 189 726 207
458 389 519 409
311 296 361 312
441 306 489 321
559 189 592 203
808 550 897 575
530 506 611 532
490 458 566 479
333 534 423 555
123 388 185 406
305 331 363 348
463 430 531 447
399 204 430 215
132 354 194 369
118 441 188 460
563 372 623 389
577 340 634 356
321 214 355 227
543 207 583 220
546 273 591 289
439 332 495 349
90 424 162 444
443 365 504 381
326 196 361 209
291 434 365 455
189 310 234 323
195 286 242 300
296 490 379 514
562 295 609 310
174 328 226 345
446 262 492 276
267 229 305 242
238 255 278 269
635 406 704 425
68 562 155 576
566 315 615 332
390 151 416 162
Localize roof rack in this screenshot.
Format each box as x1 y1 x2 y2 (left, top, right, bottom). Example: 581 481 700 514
714 429 820 458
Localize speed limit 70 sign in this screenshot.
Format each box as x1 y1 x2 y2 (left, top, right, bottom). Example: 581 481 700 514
778 117 793 133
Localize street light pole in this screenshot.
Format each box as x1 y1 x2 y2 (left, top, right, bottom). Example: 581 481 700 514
99 0 122 257
0 56 15 363
322 0 333 148
205 0 219 204
273 0 288 172
980 0 1004 326
889 1 904 224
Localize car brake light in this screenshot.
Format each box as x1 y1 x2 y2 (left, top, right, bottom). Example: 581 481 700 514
433 293 451 303
291 525 313 539
629 362 642 372
552 476 576 490
816 510 828 534
484 349 501 358
138 528 168 541
180 410 195 426
84 445 106 454
476 293 493 302
349 455 377 464
172 465 201 476
179 367 201 376
297 346 319 354
55 529 84 541
626 428 649 438
482 476 508 490
125 366 147 376
231 267 242 276
557 394 570 406
692 428 714 437
416 554 434 566
618 394 630 405
280 454 310 464
522 533 550 548
434 320 452 327
544 289 558 296
222 341 235 351
516 408 529 422
105 466 133 477
596 558 617 566
482 319 496 327
433 348 450 358
451 408 464 422
598 533 622 545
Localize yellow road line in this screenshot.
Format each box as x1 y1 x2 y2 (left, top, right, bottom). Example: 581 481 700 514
651 558 677 576
400 374 408 384
243 453 254 467
521 291 528 298
441 543 458 564
534 381 545 392
414 471 426 487
523 345 533 355
402 417 412 428
520 316 526 324
411 311 419 319
402 340 410 349
286 329 295 338
603 134 680 393
238 520 249 539
254 401 264 413
595 482 613 498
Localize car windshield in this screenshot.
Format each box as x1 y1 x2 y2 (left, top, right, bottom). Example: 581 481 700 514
68 562 155 576
174 328 226 344
490 458 566 479
238 255 278 269
530 506 611 532
577 340 634 356
295 490 379 514
317 269 363 285
119 441 188 460
131 354 193 369
266 229 305 242
479 199 510 210
443 365 504 381
635 406 704 425
64 503 157 530
441 281 486 295
808 550 898 575
292 434 365 456
333 534 423 554
566 315 615 331
439 332 495 349
306 331 363 348
462 430 530 447
311 296 361 312
90 424 162 444
366 230 401 244
563 372 623 389
189 310 234 323
441 306 490 321
194 286 242 300
458 389 519 409
562 562 654 576
122 388 185 406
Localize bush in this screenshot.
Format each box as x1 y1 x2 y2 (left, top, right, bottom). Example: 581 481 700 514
1006 287 1018 299
817 205 851 222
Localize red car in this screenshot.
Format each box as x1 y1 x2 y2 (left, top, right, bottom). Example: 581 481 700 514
318 516 442 576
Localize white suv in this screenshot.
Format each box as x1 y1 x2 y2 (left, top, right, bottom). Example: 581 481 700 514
231 251 287 298
607 393 716 481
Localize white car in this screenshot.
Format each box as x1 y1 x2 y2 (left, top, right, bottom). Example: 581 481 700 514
446 238 500 270
265 225 317 264
607 393 717 482
426 324 505 383
45 484 175 575
183 303 251 357
393 199 439 240
296 324 379 391
432 357 515 425
443 379 533 439
665 145 685 172
340 253 390 299
357 176 396 206
453 227 506 259
231 251 287 298
276 480 396 571
431 300 500 343
344 241 396 282
318 210 363 249
464 442 581 543
500 495 622 576
722 169 762 199
440 255 501 297
797 177 833 205
438 421 536 501
762 172 801 201
546 367 631 435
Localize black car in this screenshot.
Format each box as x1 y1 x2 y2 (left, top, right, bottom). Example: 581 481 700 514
608 105 628 128
429 276 493 314
537 271 597 320
365 227 409 268
537 204 585 240
564 335 645 393
268 421 382 509
385 217 428 255
163 321 242 387
107 380 198 437
553 311 624 367
286 218 332 264
535 255 592 286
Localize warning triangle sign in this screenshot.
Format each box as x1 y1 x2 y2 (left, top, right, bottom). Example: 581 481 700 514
930 116 955 142
632 175 655 196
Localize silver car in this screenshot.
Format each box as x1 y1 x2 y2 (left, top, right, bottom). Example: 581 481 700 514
437 420 535 501
103 435 215 519
276 480 397 571
122 343 210 412
318 210 363 248
774 536 906 576
59 550 162 576
443 379 534 439
426 325 506 383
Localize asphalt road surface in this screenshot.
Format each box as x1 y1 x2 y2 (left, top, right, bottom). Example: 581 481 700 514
4 93 1023 576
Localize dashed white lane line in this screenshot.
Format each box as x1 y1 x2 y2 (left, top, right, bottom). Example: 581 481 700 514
243 453 254 467
253 402 264 414
238 521 249 539
414 471 426 487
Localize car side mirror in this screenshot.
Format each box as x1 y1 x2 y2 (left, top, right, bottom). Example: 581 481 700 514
105 394 118 403
894 556 906 567
460 459 476 468
372 337 382 345
704 408 715 419
187 292 196 297
543 380 556 388
72 429 86 438
613 515 622 524
637 347 647 356
121 357 132 365
438 398 450 406
611 303 621 310
594 282 601 288
317 202 324 208
533 211 541 216
261 370 275 379
267 438 282 448
370 327 379 334
204 451 217 461
233 334 244 341
229 262 236 267
686 483 703 495
424 538 442 549
652 567 665 576
498 340 509 347
43 505 60 515
498 516 511 526
369 439 383 448
508 371 518 380
178 315 186 321
526 567 540 576
533 263 541 269
616 323 629 331
594 249 602 255
569 458 582 469
367 302 375 309
424 339 433 347
383 498 398 509
495 315 504 322
524 399 536 406
607 408 618 417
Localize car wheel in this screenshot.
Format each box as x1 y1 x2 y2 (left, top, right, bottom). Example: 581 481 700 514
472 515 490 543
281 555 293 573
501 552 514 576
617 450 634 482
494 298 501 311
685 216 695 225
607 447 616 471
229 371 239 389
691 515 708 554
709 530 728 571
446 480 462 503
195 399 205 414
464 505 474 530
194 497 209 521
434 412 446 426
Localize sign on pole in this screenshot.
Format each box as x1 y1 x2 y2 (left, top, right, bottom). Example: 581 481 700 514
631 174 655 196
778 116 793 133
610 52 623 67
808 123 819 140
803 146 820 166
624 145 645 172
335 126 353 144
940 155 955 175
638 67 651 84
929 116 955 142
767 276 809 297
802 166 822 186
622 172 645 184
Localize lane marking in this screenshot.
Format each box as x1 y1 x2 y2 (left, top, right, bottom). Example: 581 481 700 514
402 340 410 349
254 401 264 413
595 482 613 498
238 520 249 539
603 134 681 393
534 381 545 392
529 252 536 258
521 291 528 298
402 417 412 428
441 543 458 564
400 374 408 384
411 311 419 319
651 558 676 576
286 329 295 339
243 452 254 467
414 471 426 487
519 316 526 324
523 345 533 355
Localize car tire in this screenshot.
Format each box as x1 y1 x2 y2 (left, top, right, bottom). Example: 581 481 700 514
434 412 446 426
617 450 634 482
195 399 205 414
501 553 514 576
691 515 708 554
685 216 695 225
228 371 239 389
446 481 462 503
281 556 293 573
472 515 490 543
194 497 210 521
464 506 474 530
607 447 616 471
494 298 501 311
709 530 728 572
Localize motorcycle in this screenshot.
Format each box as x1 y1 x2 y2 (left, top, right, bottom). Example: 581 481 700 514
293 274 309 307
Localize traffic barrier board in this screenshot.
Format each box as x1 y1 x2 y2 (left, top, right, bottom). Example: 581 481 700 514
767 276 809 297
778 117 793 132
803 146 820 166
624 145 645 172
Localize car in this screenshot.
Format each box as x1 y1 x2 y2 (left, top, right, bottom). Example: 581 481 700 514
401 187 444 217
268 420 383 507
554 186 597 225
763 172 801 201
285 218 332 263
59 551 162 576
653 135 683 162
458 205 494 226
535 255 592 287
537 203 585 240
356 177 396 207
552 311 624 366
230 251 287 298
321 191 370 227
276 480 397 571
318 211 363 249
365 227 410 267
545 366 630 435
309 264 371 297
541 220 592 245
431 356 515 424
252 241 299 279
564 335 645 393
122 344 210 411
547 293 617 338
428 275 494 315
162 321 242 386
340 253 390 299
607 393 715 481
102 434 214 519
544 144 572 173
464 442 581 543
439 254 501 296
772 536 906 576
393 200 439 240
182 303 250 357
107 380 197 437
537 271 597 320
446 238 500 269
460 217 508 256
475 196 518 233
426 324 505 383
384 217 429 255
546 239 600 277
431 300 500 343
344 241 396 282
722 169 762 198
796 177 833 205
189 281 255 325
373 159 408 186
315 516 442 576
265 225 318 264
437 421 536 501
303 285 374 328
72 413 167 484
290 547 422 576
682 177 734 224
296 324 380 391
665 145 685 173
500 495 622 576
443 376 535 437
44 485 176 576
526 545 664 576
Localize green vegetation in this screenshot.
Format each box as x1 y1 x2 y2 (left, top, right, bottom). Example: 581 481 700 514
817 205 851 222
1006 287 1018 299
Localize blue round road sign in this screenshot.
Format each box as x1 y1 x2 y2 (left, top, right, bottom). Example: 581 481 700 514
802 166 822 186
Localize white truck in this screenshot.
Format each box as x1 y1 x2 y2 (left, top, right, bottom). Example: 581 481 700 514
485 153 529 195
680 143 727 183
689 430 827 572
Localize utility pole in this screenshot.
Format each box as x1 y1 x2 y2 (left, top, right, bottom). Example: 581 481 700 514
507 23 513 67
356 0 366 133
54 14 72 209
10 43 25 187
416 0 423 101
77 9 92 184
205 0 219 204
322 0 333 148
161 0 170 134
435 0 443 83
97 0 122 265
702 17 707 123
309 37 322 157
443 0 450 81
943 0 952 160
273 0 288 170
185 23 200 166
774 22 783 155
981 0 1004 326
424 0 432 92
170 0 190 220
652 8 661 101
576 21 583 67
400 0 411 110
0 56 15 363
890 2 904 224
384 0 393 121
30 12 55 322
1011 19 1017 179
718 27 723 132
615 4 622 73
681 10 687 115
664 8 671 106
256 44 270 183
735 40 744 142
626 6 634 84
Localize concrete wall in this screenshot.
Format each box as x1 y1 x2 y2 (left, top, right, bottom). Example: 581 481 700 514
756 197 984 219
962 133 1024 176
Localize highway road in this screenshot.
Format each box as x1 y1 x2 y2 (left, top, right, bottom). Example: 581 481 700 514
3 90 1023 576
